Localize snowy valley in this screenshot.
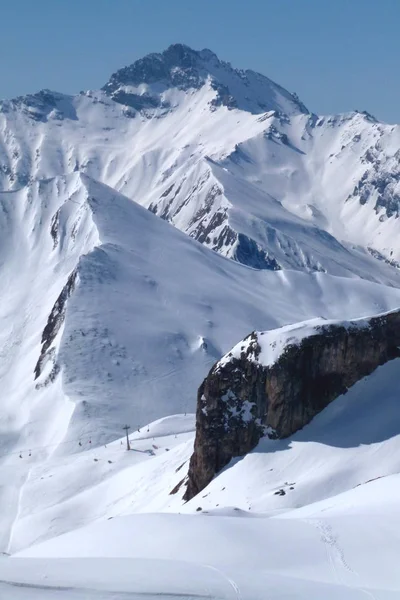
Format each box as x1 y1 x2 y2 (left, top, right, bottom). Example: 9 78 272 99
0 43 399 598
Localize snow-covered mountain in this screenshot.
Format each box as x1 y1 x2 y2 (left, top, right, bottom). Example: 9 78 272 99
1 44 400 277
0 43 400 599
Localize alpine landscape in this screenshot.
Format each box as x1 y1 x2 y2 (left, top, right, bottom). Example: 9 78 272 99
0 35 400 599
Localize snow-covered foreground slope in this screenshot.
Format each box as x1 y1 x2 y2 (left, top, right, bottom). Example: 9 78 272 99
8 474 400 598
5 357 400 598
7 357 400 554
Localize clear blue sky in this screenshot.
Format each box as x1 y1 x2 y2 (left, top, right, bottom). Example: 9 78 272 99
1 0 399 122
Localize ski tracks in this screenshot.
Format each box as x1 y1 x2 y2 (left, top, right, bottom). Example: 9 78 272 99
306 518 377 600
6 466 33 555
203 564 242 600
314 519 354 575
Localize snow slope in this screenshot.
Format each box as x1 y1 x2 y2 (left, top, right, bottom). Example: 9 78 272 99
8 357 400 598
6 356 400 556
218 109 400 267
11 474 400 598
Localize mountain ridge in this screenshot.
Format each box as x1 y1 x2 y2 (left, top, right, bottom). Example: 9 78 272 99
1 44 399 279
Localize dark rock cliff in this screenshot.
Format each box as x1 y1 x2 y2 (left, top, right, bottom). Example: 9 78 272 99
34 269 77 381
184 310 400 500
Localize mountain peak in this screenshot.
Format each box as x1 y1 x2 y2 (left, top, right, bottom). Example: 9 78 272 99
159 43 219 67
102 43 309 116
103 44 219 91
0 89 77 122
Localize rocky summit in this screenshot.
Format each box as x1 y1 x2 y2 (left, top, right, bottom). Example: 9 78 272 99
102 43 308 115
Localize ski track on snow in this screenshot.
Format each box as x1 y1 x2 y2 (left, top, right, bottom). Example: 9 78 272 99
306 519 378 600
203 564 241 600
6 467 33 555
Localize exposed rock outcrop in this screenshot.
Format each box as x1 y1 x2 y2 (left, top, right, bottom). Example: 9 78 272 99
34 269 77 380
184 310 400 500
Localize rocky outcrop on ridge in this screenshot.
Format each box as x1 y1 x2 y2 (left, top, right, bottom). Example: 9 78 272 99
184 310 400 500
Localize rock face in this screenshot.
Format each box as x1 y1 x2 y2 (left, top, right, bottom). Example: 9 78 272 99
34 269 77 381
184 310 400 500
